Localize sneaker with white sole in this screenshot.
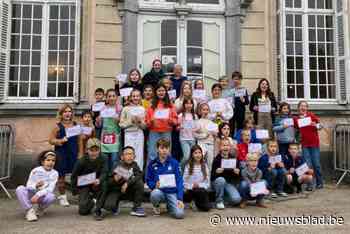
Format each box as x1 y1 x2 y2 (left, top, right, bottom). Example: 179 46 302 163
130 207 146 217
111 204 120 216
216 202 225 210
35 205 45 217
153 206 161 216
25 208 38 222
277 192 288 197
58 194 70 207
270 192 278 198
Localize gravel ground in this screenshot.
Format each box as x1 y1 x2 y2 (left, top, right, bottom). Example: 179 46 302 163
0 184 350 234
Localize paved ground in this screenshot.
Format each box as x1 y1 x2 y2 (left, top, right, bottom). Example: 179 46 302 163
0 184 350 234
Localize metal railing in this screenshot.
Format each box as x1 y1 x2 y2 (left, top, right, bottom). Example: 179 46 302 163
334 124 350 186
0 124 15 198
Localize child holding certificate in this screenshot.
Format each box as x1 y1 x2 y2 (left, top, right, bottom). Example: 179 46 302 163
71 138 107 216
234 117 259 144
258 140 288 198
193 79 209 104
91 88 105 139
95 146 145 220
120 69 143 106
49 104 80 207
146 138 184 219
214 122 236 158
119 89 146 170
194 103 218 173
293 101 323 190
208 83 233 125
239 153 268 209
96 89 123 171
16 151 58 222
142 84 154 110
145 84 178 164
237 130 251 169
231 71 249 133
211 139 241 210
284 143 314 193
273 102 295 156
79 110 96 158
183 145 211 212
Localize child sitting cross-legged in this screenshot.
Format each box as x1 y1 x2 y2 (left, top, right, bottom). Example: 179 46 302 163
94 146 145 220
146 138 185 219
239 153 269 209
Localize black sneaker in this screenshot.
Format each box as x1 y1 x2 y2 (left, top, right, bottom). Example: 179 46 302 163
130 207 146 217
94 210 104 221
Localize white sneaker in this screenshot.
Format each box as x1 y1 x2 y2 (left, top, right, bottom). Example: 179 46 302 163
35 205 45 217
153 206 161 216
58 194 70 207
216 202 225 210
26 208 38 222
191 201 198 211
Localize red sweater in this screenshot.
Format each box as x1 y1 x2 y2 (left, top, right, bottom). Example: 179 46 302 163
145 101 178 132
293 112 320 147
237 143 249 161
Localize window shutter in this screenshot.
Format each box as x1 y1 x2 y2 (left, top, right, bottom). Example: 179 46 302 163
336 0 348 104
203 22 220 92
142 20 161 75
0 0 10 103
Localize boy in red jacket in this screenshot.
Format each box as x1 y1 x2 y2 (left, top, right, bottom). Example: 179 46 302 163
237 130 250 169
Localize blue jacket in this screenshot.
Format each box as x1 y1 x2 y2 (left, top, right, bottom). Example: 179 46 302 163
146 156 184 200
170 76 187 98
234 128 259 144
257 154 270 176
283 154 305 171
273 114 296 144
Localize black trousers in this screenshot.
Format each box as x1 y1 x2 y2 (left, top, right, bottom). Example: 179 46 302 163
183 188 211 212
96 180 144 211
78 187 100 215
231 110 246 134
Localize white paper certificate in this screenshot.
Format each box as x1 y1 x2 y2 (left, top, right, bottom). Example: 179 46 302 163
119 87 133 97
298 117 312 128
129 106 145 117
221 159 237 169
295 163 309 176
207 122 218 132
211 103 222 113
167 89 177 99
258 104 271 113
77 172 96 186
269 155 282 164
116 74 128 83
159 174 176 188
81 127 93 135
248 143 262 153
100 108 117 118
256 129 269 139
284 118 294 127
154 109 170 119
193 89 206 99
234 88 246 97
114 166 133 180
66 125 82 138
250 181 267 197
92 102 105 112
183 120 194 129
31 171 49 189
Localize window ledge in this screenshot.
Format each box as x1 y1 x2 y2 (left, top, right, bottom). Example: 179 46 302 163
290 103 350 116
0 102 91 117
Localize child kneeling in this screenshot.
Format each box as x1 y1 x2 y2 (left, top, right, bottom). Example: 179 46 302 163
94 146 145 220
16 151 58 222
239 153 268 208
146 138 185 219
71 138 107 215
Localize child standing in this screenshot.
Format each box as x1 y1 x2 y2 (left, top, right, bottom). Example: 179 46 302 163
273 102 295 156
294 101 323 189
231 71 249 132
219 76 234 108
145 84 178 164
284 143 314 193
208 83 233 125
193 79 209 104
258 140 288 198
95 146 145 220
96 89 123 171
16 151 58 221
120 69 143 105
214 122 236 158
142 84 154 110
183 145 211 212
239 153 268 208
211 139 241 209
79 110 96 158
49 104 80 207
177 97 198 167
119 89 146 170
237 130 251 169
91 88 105 139
71 138 107 215
146 138 184 219
174 82 197 113
194 103 218 173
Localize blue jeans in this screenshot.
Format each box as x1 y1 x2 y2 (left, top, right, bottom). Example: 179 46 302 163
147 131 172 164
213 177 241 204
239 180 265 202
102 152 119 171
302 147 323 187
180 140 196 167
264 168 286 193
150 189 184 219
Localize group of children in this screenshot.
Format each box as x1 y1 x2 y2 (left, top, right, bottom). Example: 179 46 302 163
15 69 323 222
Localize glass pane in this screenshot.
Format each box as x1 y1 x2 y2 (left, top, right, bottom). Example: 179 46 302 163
12 4 21 18
69 67 74 81
326 16 333 28
328 85 335 98
308 0 315 8
319 86 327 98
328 72 335 84
318 58 326 70
70 21 75 35
161 20 177 47
295 29 302 41
50 6 59 19
9 67 18 81
326 43 334 55
58 83 67 97
30 83 39 97
309 43 316 55
327 58 334 69
48 52 58 65
310 71 318 84
287 42 294 55
296 85 304 98
286 15 293 27
326 30 333 42
11 35 20 49
23 5 32 18
33 20 42 34
59 36 69 50
49 36 58 50
295 57 303 69
21 35 30 49
58 67 67 81
58 52 68 65
309 29 316 41
295 15 302 27
33 5 42 19
12 19 20 33
50 21 58 34
19 82 29 96
296 71 303 84
287 71 294 84
325 0 332 9
21 51 30 65
68 83 73 96
309 57 317 70
287 85 295 98
48 67 57 81
70 36 75 50
31 67 40 81
47 83 56 97
286 28 294 41
319 72 326 84
60 21 69 35
60 6 69 19
285 0 293 8
32 51 41 65
317 0 325 9
187 47 202 74
161 47 177 73
69 52 74 65
187 21 202 47
318 43 325 56
22 20 31 34
308 15 315 27
310 86 318 98
20 67 29 81
295 43 302 55
32 36 41 50
8 83 18 96
317 29 325 41
294 0 302 8
287 57 294 69
317 16 324 28
10 51 19 64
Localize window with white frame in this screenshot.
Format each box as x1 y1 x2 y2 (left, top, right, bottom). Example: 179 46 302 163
278 0 339 101
4 0 80 102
